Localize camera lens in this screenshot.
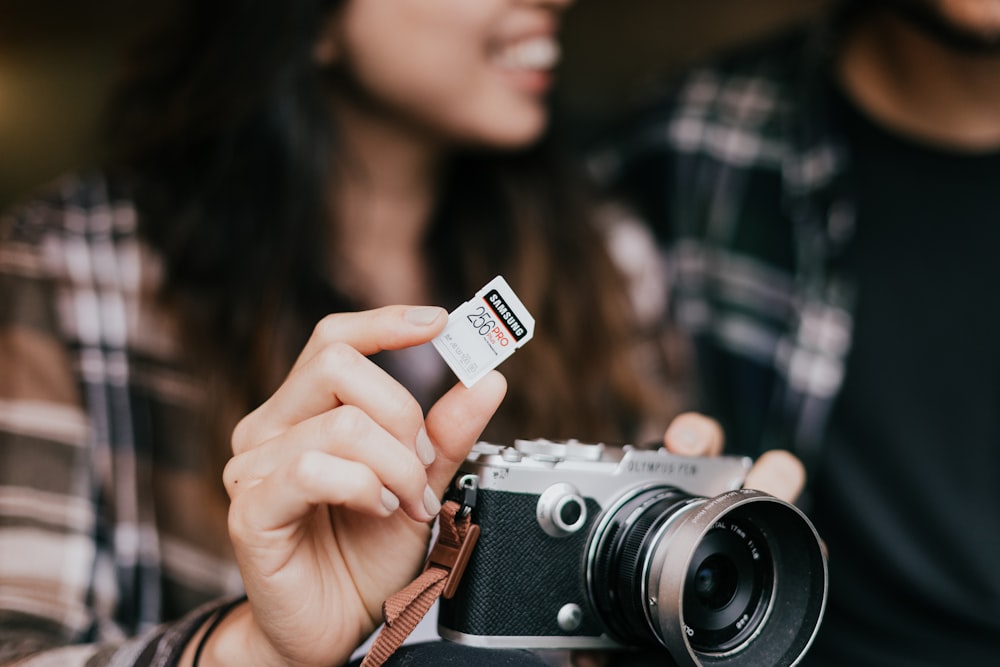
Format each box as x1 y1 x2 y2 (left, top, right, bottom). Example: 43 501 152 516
681 522 772 652
587 488 826 667
692 554 737 609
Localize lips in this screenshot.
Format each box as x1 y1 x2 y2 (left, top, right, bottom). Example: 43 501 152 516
493 35 561 72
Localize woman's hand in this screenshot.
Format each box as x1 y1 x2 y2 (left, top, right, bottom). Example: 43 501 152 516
201 305 507 667
661 412 805 503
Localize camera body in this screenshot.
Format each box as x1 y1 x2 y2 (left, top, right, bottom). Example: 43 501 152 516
438 439 828 667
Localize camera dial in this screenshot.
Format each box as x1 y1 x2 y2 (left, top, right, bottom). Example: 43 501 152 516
514 438 606 462
537 483 588 537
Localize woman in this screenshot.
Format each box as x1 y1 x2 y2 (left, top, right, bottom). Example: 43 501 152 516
0 0 709 665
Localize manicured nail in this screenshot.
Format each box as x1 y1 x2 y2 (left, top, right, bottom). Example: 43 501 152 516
415 427 436 466
423 485 441 518
406 306 444 326
381 488 400 513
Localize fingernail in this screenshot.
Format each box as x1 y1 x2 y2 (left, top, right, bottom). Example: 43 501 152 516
381 488 400 513
423 485 441 518
669 425 704 456
406 306 443 326
415 427 436 466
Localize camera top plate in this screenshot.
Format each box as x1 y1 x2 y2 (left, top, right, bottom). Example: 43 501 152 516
463 439 751 500
513 438 606 462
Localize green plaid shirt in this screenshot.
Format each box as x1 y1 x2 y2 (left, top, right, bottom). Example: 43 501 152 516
597 13 1000 664
595 24 857 481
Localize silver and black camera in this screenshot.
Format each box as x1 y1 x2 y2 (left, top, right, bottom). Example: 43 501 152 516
438 439 828 666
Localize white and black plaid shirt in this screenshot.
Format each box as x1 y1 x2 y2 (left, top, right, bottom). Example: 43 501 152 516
1 170 676 665
1 173 243 665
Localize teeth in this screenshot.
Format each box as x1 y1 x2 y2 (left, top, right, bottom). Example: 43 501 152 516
495 36 561 71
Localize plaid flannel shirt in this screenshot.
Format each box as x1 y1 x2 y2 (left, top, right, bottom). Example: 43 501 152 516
0 173 243 666
594 21 857 481
2 170 674 666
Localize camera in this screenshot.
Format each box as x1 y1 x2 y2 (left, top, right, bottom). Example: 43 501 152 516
437 439 828 666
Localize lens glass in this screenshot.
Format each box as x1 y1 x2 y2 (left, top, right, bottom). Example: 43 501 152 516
693 554 738 609
682 520 773 652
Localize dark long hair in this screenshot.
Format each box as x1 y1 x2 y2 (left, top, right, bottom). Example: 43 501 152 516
105 0 683 477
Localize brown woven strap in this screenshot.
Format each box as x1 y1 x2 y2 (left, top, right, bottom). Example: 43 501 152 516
361 500 479 667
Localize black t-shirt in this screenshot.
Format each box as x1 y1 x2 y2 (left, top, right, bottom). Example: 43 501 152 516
806 89 1000 665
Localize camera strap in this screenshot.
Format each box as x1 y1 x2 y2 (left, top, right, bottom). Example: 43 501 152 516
361 498 480 667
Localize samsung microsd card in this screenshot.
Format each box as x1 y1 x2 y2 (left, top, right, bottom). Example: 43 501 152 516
432 275 534 387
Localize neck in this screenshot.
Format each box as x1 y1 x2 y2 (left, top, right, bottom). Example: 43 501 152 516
329 99 445 307
838 10 1000 150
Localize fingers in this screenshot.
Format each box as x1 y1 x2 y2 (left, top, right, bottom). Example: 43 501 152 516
233 305 446 457
231 452 400 534
227 355 504 532
424 371 507 492
226 306 504 545
292 305 447 373
225 404 437 521
663 412 725 457
661 414 804 503
743 449 806 504
227 372 506 556
233 342 429 458
570 651 609 667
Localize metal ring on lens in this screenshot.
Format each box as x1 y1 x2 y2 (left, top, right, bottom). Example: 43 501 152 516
646 489 828 667
585 484 701 646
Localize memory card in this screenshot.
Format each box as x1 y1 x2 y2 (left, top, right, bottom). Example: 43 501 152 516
431 275 535 387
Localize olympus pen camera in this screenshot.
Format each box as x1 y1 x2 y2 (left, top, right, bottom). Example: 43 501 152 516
437 439 828 666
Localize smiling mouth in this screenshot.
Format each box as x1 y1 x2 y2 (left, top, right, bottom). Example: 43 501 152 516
493 35 561 72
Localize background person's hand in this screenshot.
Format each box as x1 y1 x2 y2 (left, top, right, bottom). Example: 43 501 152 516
199 305 507 667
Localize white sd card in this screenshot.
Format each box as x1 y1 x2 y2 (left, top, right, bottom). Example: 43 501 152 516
432 275 535 387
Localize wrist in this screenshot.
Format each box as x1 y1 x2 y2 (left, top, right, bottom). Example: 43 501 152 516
199 601 288 667
182 596 365 667
179 598 285 667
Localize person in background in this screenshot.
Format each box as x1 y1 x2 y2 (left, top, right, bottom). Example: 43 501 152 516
2 0 778 664
596 0 1000 664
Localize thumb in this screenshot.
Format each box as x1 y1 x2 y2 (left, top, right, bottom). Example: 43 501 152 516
743 449 806 503
423 371 507 493
663 412 725 457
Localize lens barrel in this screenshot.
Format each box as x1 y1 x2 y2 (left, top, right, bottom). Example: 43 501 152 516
588 487 827 667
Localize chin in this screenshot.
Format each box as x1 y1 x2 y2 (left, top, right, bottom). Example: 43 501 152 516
940 0 1000 26
464 115 549 151
879 0 1000 52
486 126 548 150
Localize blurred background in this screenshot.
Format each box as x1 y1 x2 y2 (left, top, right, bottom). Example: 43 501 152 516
556 0 831 142
0 0 831 210
0 0 153 209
